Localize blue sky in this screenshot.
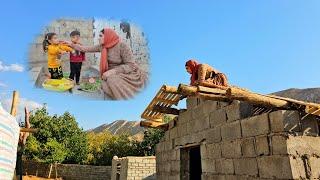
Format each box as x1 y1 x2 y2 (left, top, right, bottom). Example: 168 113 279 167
0 0 319 130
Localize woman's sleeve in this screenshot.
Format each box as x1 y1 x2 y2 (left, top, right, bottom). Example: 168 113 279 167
70 44 101 53
111 42 136 74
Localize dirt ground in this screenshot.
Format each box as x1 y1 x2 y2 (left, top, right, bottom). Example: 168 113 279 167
22 176 62 180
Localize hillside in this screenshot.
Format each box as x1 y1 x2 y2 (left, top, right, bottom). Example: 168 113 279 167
273 88 320 103
87 120 145 138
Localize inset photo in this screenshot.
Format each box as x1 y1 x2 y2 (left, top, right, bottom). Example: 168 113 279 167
28 18 150 100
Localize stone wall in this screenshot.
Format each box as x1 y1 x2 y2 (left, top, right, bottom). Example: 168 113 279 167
111 156 156 180
156 97 320 179
23 160 111 180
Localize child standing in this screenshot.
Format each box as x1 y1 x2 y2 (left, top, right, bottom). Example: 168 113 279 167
69 30 85 85
43 32 74 79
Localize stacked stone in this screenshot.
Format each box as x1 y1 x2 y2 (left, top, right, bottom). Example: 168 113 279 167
111 156 156 180
156 97 320 180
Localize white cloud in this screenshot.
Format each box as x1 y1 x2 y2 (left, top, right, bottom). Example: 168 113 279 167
0 61 24 72
0 82 7 88
0 97 44 123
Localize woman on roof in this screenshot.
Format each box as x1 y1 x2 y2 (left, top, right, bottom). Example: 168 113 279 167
185 59 229 88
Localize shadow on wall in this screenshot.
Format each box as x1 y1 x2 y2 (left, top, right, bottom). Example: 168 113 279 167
143 173 156 180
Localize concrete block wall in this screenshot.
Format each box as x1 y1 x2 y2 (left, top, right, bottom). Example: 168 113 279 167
156 98 320 180
111 156 156 180
23 160 112 180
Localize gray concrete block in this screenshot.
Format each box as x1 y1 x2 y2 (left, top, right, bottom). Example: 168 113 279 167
187 120 196 134
255 136 270 156
301 114 319 136
169 127 178 139
271 135 288 155
241 137 256 157
207 143 222 159
202 159 216 173
257 156 292 179
209 109 227 127
221 120 242 141
269 110 301 133
216 158 234 174
178 110 193 125
186 97 198 109
234 158 258 176
194 116 210 132
221 140 242 158
241 113 270 137
226 100 253 122
205 127 222 143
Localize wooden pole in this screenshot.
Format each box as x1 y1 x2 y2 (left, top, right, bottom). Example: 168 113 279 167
10 91 19 117
177 84 198 95
140 120 168 130
48 164 53 178
198 81 228 90
163 85 179 94
197 86 227 95
19 128 38 133
226 87 290 108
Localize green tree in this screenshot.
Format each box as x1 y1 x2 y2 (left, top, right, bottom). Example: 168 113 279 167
25 107 88 164
138 128 165 156
99 133 141 165
86 131 114 165
137 115 172 156
86 131 141 166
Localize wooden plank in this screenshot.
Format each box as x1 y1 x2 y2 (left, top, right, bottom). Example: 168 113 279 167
178 84 198 95
140 120 168 130
306 106 320 116
198 81 228 90
20 128 38 133
198 86 227 95
154 97 177 105
197 92 229 102
149 92 179 118
163 85 179 94
226 87 290 108
141 86 166 119
141 84 182 124
265 94 320 107
141 84 320 129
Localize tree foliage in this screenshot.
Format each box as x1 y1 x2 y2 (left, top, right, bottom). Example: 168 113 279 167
24 107 88 164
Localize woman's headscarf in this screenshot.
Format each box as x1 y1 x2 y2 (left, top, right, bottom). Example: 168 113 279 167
100 28 120 76
185 59 200 85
